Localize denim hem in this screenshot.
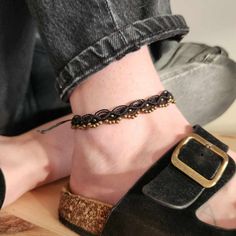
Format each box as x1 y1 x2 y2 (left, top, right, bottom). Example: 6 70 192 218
56 14 189 102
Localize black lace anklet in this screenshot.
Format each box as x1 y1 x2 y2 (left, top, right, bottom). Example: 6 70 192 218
38 90 175 133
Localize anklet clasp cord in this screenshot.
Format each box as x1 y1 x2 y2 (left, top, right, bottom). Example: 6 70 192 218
37 90 175 133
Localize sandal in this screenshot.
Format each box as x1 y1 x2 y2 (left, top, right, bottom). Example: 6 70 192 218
0 169 6 209
58 125 236 236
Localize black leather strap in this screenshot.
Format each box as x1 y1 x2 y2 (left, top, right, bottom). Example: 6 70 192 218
193 125 228 151
0 168 6 209
102 126 236 236
142 125 230 209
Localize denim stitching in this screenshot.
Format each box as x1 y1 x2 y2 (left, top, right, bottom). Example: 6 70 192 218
58 23 184 81
57 15 189 101
104 0 128 45
160 63 205 82
59 29 187 100
59 31 188 101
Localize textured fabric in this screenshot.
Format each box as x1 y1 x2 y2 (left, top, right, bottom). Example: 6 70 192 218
0 1 235 135
26 0 189 101
0 0 35 135
1 36 236 135
0 0 71 135
155 41 236 125
59 187 112 235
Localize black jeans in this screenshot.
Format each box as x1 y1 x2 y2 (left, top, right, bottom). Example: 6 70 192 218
0 0 188 135
26 0 188 101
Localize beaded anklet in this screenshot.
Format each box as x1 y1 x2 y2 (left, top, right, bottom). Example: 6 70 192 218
38 90 175 133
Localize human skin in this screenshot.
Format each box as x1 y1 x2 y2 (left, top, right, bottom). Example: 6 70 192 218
0 115 73 207
69 45 236 229
1 45 235 229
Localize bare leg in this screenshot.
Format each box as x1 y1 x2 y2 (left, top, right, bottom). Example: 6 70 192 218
69 46 236 228
0 115 73 207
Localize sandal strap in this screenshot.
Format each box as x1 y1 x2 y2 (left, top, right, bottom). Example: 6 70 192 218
143 125 231 209
102 126 236 236
58 126 236 236
0 169 6 209
58 187 112 235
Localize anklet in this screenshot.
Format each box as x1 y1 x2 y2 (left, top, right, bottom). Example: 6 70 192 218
38 90 175 133
71 90 175 129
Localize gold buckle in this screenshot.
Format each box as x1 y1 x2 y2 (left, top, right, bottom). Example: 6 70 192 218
171 133 229 188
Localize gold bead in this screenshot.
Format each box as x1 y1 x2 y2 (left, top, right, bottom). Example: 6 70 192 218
99 121 103 125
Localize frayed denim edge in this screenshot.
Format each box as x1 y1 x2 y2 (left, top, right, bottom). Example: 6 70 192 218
56 14 189 102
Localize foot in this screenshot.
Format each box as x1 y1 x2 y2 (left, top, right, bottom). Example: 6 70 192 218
69 46 236 230
197 149 236 229
70 105 236 229
0 115 73 208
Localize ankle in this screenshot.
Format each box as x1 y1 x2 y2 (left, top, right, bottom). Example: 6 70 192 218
69 46 164 114
70 104 191 204
68 45 192 204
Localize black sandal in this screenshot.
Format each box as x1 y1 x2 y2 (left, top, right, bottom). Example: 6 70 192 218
0 169 6 209
58 125 236 236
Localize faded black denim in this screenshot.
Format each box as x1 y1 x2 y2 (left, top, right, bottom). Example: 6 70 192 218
0 1 69 135
26 0 189 101
1 1 236 137
0 0 187 134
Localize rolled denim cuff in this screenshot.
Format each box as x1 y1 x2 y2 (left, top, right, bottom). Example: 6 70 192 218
57 15 189 101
